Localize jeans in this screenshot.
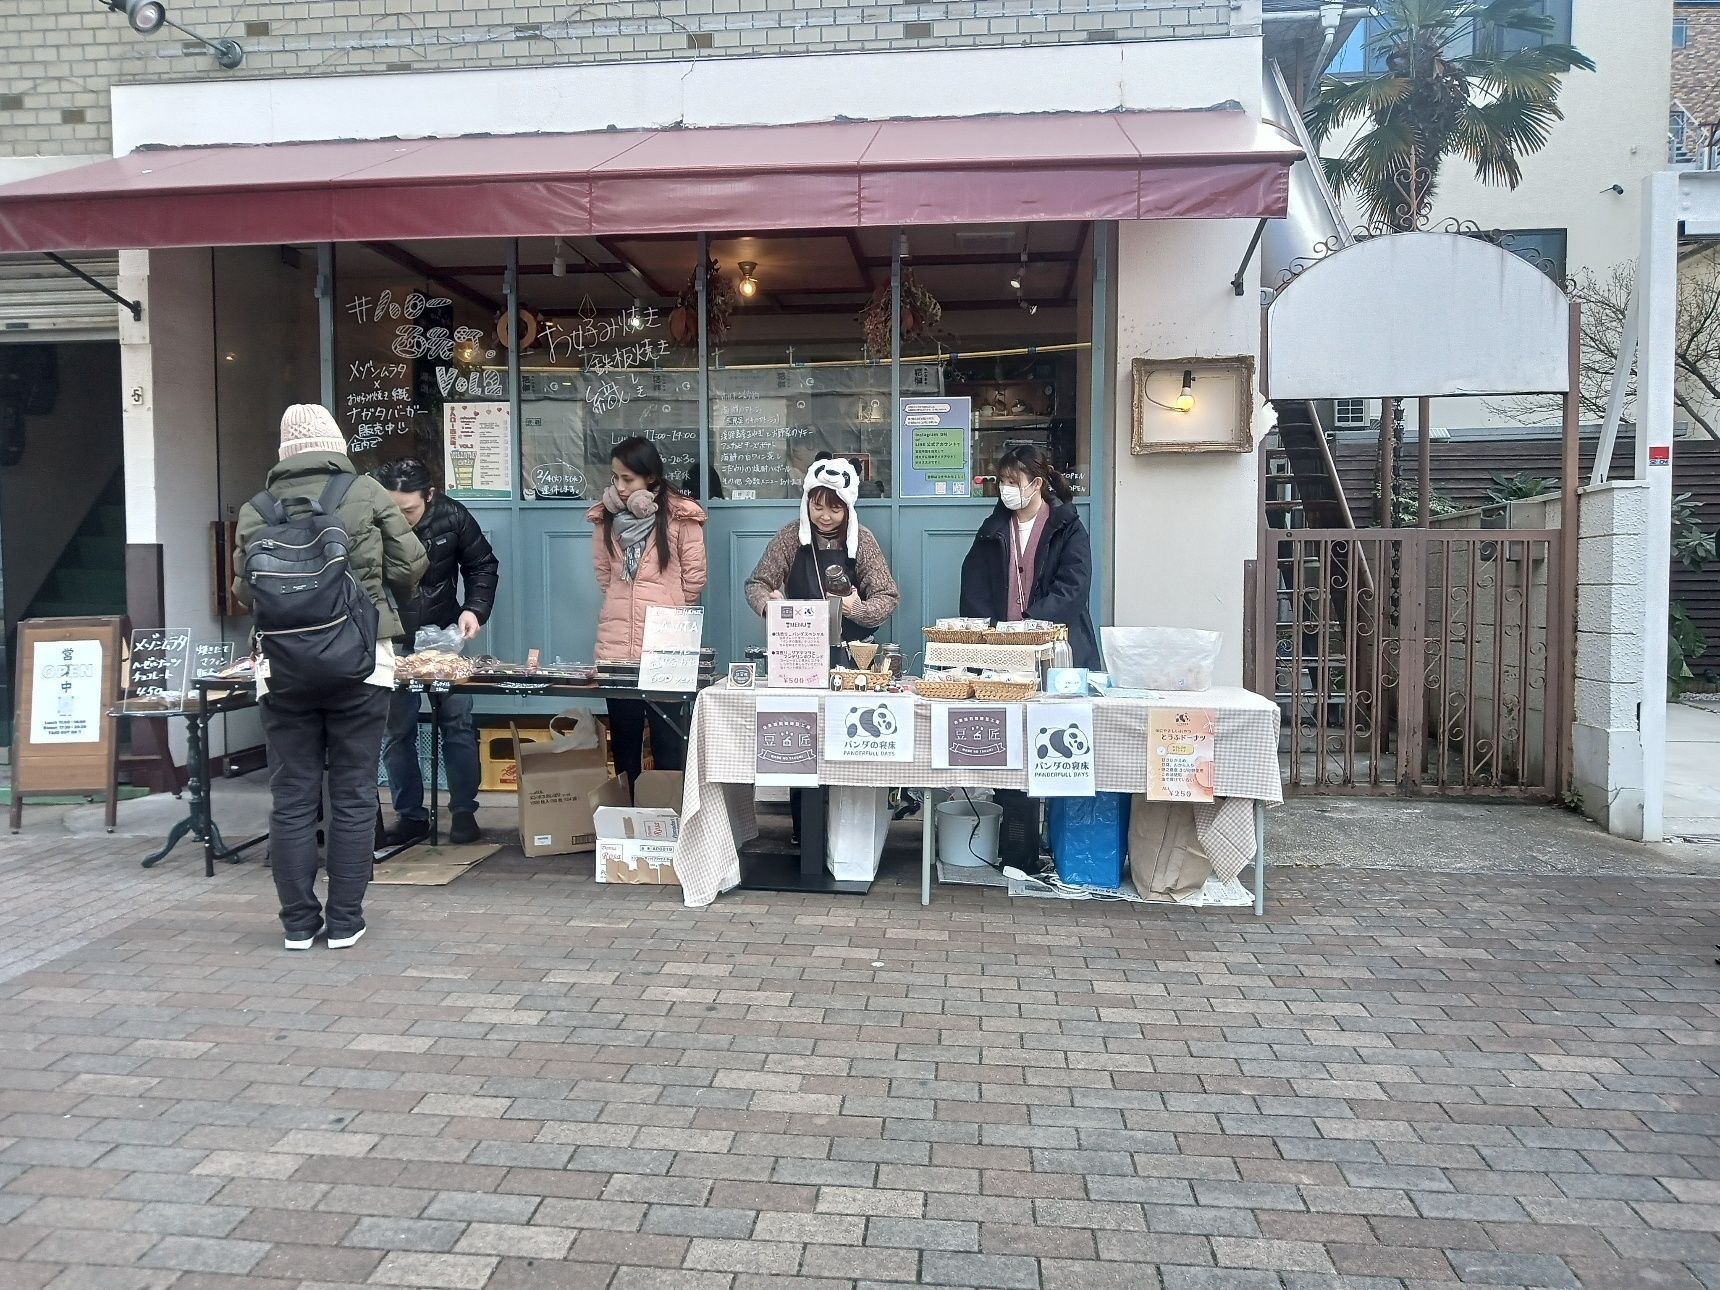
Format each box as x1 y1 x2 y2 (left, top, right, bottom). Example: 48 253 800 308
259 682 391 940
382 688 479 821
606 697 686 787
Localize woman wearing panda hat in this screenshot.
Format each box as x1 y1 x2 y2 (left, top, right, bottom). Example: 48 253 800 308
744 452 900 652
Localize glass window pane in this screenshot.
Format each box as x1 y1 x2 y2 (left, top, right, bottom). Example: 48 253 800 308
332 240 509 494
515 235 701 501
705 232 890 500
898 222 1092 498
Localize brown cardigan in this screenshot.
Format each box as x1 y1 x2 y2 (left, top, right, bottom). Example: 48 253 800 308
743 522 899 630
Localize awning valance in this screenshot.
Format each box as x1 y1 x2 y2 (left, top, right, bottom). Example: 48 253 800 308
0 110 1300 253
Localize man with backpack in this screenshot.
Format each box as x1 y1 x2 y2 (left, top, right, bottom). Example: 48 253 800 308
233 405 427 951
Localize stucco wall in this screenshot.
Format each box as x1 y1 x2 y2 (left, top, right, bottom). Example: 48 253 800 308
1112 218 1264 687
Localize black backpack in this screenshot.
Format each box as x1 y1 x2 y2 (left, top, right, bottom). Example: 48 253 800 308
241 474 379 697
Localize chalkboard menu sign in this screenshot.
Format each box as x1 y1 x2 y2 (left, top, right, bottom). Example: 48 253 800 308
128 629 193 708
194 642 236 678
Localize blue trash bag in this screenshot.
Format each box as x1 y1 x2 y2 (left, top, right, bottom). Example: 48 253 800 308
1047 792 1131 890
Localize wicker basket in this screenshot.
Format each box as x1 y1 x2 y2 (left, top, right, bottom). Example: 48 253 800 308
982 624 1070 647
914 678 974 700
972 680 1037 701
830 668 890 692
923 627 990 646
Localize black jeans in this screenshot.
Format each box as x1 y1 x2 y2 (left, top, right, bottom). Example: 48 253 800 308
606 697 686 787
259 682 390 940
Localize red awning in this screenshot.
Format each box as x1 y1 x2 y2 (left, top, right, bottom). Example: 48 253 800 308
0 110 1300 253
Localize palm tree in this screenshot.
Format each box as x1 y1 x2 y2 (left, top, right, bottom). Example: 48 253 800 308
1305 0 1594 231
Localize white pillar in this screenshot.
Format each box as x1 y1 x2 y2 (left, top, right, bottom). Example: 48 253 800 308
1637 172 1678 842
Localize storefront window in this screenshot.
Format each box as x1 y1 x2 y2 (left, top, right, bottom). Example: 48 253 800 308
332 240 509 492
898 222 1091 497
516 235 700 501
706 232 891 500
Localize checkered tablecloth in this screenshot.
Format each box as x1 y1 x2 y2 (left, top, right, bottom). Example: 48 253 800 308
675 684 1282 908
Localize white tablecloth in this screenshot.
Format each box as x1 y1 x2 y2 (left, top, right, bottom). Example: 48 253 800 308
674 684 1283 908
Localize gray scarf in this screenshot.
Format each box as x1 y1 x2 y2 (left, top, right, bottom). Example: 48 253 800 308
604 486 660 581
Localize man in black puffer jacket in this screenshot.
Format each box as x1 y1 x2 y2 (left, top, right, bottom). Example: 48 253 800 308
373 458 500 846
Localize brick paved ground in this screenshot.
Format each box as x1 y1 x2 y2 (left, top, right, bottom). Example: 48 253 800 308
1 817 1719 1290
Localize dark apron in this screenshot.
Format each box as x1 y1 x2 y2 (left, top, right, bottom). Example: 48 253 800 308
787 541 865 656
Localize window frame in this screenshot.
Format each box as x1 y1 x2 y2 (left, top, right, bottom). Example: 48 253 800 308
1327 0 1573 80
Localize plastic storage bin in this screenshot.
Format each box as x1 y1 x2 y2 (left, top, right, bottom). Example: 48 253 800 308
1048 792 1131 889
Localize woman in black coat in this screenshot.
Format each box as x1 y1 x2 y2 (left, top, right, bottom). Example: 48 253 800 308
958 445 1101 670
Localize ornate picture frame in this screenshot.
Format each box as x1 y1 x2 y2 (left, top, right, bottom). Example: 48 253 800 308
1131 355 1256 455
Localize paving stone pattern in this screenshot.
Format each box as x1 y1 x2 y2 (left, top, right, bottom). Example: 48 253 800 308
1 832 1718 1289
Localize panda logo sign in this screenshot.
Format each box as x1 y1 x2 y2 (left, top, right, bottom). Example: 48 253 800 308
1027 703 1096 796
825 695 913 762
845 703 898 741
1034 723 1091 763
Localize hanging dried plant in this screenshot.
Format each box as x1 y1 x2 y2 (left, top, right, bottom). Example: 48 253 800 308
858 272 943 358
668 258 736 347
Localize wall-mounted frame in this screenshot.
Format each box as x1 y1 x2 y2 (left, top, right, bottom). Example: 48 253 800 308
1131 355 1255 455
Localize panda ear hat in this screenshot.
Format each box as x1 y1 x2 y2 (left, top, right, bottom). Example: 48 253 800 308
799 452 862 559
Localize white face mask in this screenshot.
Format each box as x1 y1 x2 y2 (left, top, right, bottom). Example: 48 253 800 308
999 482 1036 512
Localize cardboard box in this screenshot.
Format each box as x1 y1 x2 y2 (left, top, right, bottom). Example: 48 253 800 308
515 712 628 857
633 770 684 813
480 721 553 792
594 805 682 885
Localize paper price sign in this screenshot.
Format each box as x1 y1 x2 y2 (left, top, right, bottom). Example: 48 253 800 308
766 599 830 690
1147 708 1216 802
639 606 704 692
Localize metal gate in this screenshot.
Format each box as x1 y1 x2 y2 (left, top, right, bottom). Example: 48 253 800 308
1257 528 1569 798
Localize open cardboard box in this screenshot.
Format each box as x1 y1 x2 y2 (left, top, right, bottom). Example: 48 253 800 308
514 711 628 857
594 802 681 886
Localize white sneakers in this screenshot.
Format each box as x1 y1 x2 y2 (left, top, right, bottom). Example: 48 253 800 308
284 923 323 951
284 922 366 950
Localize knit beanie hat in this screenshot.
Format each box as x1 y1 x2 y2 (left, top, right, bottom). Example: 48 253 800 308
278 404 348 460
799 453 861 559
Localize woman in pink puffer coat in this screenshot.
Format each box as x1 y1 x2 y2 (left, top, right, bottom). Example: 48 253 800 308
587 436 707 786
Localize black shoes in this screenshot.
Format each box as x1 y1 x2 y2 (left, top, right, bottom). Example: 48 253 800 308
448 811 480 845
382 818 430 849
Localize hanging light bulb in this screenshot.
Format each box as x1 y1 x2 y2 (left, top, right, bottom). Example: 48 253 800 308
627 302 645 332
552 237 566 278
737 261 759 300
1173 369 1196 413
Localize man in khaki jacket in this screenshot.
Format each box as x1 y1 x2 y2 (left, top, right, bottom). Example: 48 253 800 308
233 405 426 951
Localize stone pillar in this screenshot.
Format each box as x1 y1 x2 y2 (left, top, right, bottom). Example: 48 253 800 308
1572 480 1649 838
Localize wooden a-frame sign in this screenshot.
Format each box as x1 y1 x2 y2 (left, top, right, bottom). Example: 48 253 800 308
10 616 124 833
